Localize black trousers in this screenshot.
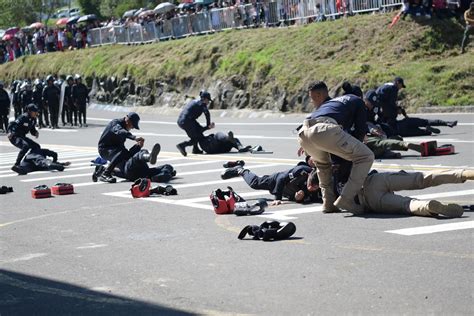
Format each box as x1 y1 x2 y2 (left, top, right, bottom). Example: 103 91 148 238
49 103 60 127
10 136 40 165
241 170 274 191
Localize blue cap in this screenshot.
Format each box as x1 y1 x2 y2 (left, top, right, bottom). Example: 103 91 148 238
394 76 406 88
26 104 39 112
127 112 140 130
365 89 378 105
200 91 212 101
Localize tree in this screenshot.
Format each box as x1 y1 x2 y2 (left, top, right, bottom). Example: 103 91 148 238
0 0 43 28
77 0 102 18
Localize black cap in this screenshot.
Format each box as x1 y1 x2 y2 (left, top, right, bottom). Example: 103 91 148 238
26 103 39 112
200 91 212 101
365 89 378 105
127 112 140 130
394 76 406 88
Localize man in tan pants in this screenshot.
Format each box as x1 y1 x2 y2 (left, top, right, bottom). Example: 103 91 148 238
298 81 374 213
357 169 474 217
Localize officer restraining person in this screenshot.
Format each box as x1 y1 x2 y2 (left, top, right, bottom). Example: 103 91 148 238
7 104 41 174
176 91 215 156
93 112 166 183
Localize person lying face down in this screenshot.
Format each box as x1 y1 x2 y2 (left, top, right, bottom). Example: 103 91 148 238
221 156 322 206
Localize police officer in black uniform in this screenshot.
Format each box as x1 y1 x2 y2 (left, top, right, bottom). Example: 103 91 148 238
221 159 321 205
7 104 41 174
176 91 215 156
20 82 34 113
375 76 405 132
32 79 47 128
42 75 61 129
62 75 74 126
95 112 147 183
0 81 10 133
13 146 69 175
12 80 22 119
72 74 89 127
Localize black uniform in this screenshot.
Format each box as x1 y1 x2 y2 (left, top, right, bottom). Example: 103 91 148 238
17 147 64 174
7 113 40 166
112 144 175 182
375 83 399 131
0 87 10 132
20 90 34 113
12 84 22 119
198 132 240 154
33 84 47 127
42 84 61 128
241 163 318 201
98 118 137 172
63 83 75 125
72 82 89 126
177 99 211 147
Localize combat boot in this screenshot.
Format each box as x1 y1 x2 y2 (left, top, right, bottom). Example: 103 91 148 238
176 142 187 157
426 126 440 134
221 166 244 180
428 200 463 218
461 170 474 181
334 196 365 215
142 143 161 165
447 121 457 128
11 165 27 175
406 143 423 153
49 162 65 171
99 171 117 183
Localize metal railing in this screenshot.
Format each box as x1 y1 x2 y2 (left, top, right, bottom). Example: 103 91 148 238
89 0 403 47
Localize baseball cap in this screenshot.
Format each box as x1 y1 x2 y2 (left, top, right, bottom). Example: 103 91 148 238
394 76 406 88
365 89 378 105
127 112 140 130
200 91 212 101
26 104 39 112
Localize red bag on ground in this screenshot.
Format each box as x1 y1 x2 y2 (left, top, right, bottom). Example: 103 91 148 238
31 185 52 199
52 183 74 195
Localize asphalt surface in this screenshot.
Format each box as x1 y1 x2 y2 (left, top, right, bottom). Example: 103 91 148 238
0 109 473 315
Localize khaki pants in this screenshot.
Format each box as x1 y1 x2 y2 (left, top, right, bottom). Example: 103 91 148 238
358 170 465 216
298 118 374 205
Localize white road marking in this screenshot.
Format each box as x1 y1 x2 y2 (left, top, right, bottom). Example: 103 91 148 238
412 189 474 200
385 221 474 236
172 160 223 167
88 117 299 126
0 253 48 264
135 131 296 140
76 243 108 249
1 166 94 179
402 138 474 144
38 129 78 133
21 172 94 182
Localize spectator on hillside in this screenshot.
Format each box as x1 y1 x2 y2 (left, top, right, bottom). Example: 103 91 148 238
461 2 474 54
432 0 450 18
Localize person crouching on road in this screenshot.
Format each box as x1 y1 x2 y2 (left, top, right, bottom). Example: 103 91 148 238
7 104 41 174
297 81 374 214
96 112 146 183
176 90 215 156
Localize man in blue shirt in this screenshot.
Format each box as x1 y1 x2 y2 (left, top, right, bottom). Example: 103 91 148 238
176 91 215 156
375 76 405 131
297 81 374 213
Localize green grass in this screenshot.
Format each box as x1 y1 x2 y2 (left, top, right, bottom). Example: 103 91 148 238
1 13 472 110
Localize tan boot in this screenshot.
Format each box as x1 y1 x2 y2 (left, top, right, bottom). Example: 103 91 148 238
322 201 341 214
407 143 423 153
461 170 474 181
334 196 365 215
428 200 464 218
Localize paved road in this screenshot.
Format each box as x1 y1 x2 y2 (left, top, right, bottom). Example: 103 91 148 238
0 109 473 315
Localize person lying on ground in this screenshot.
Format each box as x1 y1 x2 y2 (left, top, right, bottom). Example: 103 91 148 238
12 147 70 175
198 131 251 154
221 158 322 205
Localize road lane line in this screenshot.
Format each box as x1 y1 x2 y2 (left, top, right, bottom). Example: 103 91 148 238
385 221 474 236
412 189 474 200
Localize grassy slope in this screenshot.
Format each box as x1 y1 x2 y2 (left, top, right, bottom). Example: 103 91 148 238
1 13 472 108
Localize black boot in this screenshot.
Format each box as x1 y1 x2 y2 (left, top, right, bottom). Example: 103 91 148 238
49 162 65 171
447 121 457 128
176 142 188 157
99 170 117 183
221 166 244 180
192 144 203 155
143 143 161 164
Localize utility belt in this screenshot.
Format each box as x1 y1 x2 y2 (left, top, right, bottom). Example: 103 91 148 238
296 116 340 135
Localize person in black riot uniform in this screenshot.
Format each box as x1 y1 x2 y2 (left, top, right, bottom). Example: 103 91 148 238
12 80 23 119
221 158 322 205
176 91 215 156
7 104 41 173
198 131 250 154
32 79 47 128
19 82 34 113
0 81 10 133
72 74 89 127
62 75 74 126
13 146 70 175
42 75 61 129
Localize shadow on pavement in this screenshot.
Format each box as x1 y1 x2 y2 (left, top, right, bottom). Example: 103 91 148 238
0 269 195 315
